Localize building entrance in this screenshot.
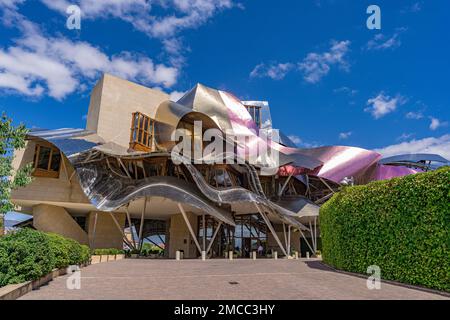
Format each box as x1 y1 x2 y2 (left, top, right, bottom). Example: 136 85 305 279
198 214 268 258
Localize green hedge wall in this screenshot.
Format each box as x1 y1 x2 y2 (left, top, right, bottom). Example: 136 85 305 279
320 167 450 292
0 229 90 287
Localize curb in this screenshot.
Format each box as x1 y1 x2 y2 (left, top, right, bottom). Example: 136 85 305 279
90 254 125 264
318 261 450 298
0 263 88 301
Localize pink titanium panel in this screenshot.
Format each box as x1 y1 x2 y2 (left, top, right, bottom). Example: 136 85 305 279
301 146 382 184
219 90 322 171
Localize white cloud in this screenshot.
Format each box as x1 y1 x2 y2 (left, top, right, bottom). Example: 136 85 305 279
0 47 77 99
169 90 186 101
429 117 448 131
299 40 351 83
334 86 358 96
40 0 237 39
409 2 422 12
338 131 352 140
375 134 450 160
288 135 302 145
250 63 294 80
366 28 407 51
0 71 44 96
396 133 415 141
287 135 320 148
0 0 24 8
1 1 236 98
365 92 406 119
401 2 422 13
406 111 424 119
250 40 351 84
0 12 178 99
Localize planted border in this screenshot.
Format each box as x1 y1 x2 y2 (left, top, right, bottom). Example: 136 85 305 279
0 229 90 287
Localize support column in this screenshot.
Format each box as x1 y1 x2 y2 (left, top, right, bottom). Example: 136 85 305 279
91 212 98 248
287 225 291 256
178 203 202 254
125 205 137 248
278 172 294 197
164 219 170 258
202 214 206 251
109 212 135 250
309 221 315 252
206 221 223 255
282 223 288 250
138 197 147 251
299 229 315 254
255 204 288 256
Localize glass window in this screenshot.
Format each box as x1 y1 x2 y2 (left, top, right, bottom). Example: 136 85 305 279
245 105 262 128
196 214 268 258
50 151 61 171
33 145 61 178
37 146 51 170
130 112 155 151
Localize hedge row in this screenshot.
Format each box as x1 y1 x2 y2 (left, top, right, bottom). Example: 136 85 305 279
320 166 450 292
92 248 125 255
0 229 90 287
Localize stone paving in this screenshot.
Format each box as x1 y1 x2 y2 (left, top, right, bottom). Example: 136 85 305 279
20 259 448 300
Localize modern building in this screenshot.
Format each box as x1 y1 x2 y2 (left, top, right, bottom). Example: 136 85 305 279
10 74 448 259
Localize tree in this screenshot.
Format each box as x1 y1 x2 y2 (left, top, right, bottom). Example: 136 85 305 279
0 113 32 235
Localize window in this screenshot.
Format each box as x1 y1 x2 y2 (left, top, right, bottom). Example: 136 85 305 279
130 112 156 152
234 214 267 258
197 215 234 258
32 144 61 178
244 105 262 128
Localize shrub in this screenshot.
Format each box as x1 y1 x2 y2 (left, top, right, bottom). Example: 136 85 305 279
0 229 91 287
320 167 450 292
92 248 124 256
0 229 55 286
141 243 162 256
46 233 72 269
80 245 91 263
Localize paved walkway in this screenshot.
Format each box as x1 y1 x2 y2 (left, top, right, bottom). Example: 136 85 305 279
20 259 448 300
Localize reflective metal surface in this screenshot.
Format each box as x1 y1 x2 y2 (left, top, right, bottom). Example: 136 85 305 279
28 128 104 158
300 146 381 184
75 164 236 226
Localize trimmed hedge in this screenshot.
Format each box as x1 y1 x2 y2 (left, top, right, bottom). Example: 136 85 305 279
92 248 124 256
0 229 90 287
320 167 450 292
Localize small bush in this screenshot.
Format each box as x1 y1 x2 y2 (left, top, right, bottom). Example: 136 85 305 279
92 248 124 256
0 229 55 286
46 233 72 269
141 243 163 256
320 167 450 292
0 229 91 287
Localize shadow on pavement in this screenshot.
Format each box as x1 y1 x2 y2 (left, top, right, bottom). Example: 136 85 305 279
304 260 335 272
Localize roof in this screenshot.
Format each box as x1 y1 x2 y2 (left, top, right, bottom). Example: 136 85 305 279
28 128 104 158
380 153 449 164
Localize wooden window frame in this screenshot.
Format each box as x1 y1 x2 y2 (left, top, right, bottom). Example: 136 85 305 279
32 144 61 178
130 112 156 152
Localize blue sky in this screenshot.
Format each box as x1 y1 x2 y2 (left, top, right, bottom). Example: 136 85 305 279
0 0 449 160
